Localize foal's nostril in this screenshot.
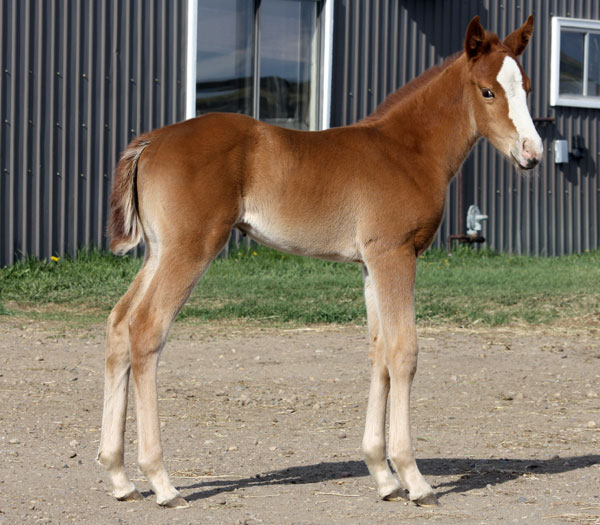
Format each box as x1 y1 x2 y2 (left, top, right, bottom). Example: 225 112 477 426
520 138 542 163
518 155 539 170
526 157 539 169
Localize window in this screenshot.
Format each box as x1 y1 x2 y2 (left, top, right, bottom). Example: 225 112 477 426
550 17 600 108
189 0 332 130
195 1 255 116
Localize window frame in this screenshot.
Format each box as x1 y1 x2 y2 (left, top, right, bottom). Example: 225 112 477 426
185 0 334 130
550 16 600 109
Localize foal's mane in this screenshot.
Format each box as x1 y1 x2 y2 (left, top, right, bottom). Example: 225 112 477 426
362 51 463 123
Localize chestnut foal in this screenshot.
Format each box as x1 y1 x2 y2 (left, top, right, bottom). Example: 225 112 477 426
97 16 542 508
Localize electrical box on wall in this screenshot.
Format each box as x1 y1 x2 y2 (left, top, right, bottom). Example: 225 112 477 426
553 139 569 163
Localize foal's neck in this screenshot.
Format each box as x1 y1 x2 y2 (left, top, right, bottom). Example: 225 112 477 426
376 55 478 184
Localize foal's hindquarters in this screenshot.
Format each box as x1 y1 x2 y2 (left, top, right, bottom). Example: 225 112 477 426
97 123 242 507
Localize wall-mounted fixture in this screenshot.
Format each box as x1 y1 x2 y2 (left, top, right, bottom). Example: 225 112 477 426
446 205 488 254
554 136 586 164
466 205 488 236
554 139 569 163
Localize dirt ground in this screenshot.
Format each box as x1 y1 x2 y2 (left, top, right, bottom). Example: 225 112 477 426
0 319 599 525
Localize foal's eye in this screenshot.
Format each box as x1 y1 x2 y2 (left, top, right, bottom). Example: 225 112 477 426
481 88 495 99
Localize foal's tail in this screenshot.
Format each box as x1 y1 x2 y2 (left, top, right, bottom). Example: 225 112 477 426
107 134 153 255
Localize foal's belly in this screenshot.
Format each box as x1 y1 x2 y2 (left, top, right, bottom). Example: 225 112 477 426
237 209 361 263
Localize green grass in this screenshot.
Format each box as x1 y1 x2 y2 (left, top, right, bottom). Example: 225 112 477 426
415 247 599 326
0 245 598 328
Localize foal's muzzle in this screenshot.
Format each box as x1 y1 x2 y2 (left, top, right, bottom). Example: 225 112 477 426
512 153 539 170
512 137 543 170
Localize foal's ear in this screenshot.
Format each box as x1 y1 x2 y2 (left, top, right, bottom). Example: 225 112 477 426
503 15 534 56
465 16 486 60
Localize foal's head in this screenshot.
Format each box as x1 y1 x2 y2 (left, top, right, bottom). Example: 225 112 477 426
464 16 543 170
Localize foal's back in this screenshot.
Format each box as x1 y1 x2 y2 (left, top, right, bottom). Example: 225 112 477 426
137 112 439 261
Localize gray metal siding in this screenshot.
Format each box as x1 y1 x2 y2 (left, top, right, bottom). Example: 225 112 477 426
3 0 599 266
332 0 600 255
0 0 186 267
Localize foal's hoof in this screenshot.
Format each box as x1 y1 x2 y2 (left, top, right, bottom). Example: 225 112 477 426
382 488 409 502
160 495 190 509
414 493 440 507
117 489 144 502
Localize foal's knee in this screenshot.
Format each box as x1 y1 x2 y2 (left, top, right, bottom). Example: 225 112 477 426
385 338 419 379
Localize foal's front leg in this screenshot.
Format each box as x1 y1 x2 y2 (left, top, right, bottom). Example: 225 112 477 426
362 268 406 500
365 247 438 506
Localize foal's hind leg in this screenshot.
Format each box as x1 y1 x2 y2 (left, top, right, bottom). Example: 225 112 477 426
361 267 406 501
97 261 155 500
364 246 438 506
128 235 228 507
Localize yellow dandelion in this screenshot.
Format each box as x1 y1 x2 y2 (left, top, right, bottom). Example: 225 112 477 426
252 251 257 256
50 256 60 262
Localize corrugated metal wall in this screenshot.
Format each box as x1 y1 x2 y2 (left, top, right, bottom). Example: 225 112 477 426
331 0 600 255
0 0 186 267
2 0 598 265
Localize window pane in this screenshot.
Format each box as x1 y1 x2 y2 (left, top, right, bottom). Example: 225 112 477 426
588 34 600 97
196 0 254 115
259 0 319 130
559 31 585 95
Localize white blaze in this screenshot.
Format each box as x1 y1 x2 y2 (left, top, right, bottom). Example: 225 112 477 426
496 56 542 157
